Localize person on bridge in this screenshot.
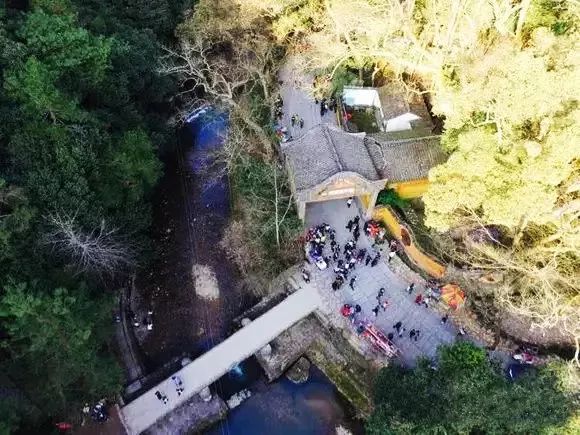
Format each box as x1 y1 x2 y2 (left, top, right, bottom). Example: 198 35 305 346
172 375 184 396
155 390 168 404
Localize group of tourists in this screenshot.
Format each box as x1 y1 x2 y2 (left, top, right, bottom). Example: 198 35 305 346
155 375 185 405
82 400 108 424
290 114 305 128
316 97 337 117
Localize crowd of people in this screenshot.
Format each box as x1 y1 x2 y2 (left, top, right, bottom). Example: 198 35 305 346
303 199 454 356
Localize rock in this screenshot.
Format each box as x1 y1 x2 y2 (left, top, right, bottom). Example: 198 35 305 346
285 357 311 384
226 389 251 409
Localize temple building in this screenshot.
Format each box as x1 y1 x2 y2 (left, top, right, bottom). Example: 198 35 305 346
281 82 449 220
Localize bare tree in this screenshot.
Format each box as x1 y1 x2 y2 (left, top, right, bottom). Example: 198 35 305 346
160 0 277 155
46 213 135 276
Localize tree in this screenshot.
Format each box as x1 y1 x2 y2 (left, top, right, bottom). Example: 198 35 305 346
161 0 278 153
0 283 122 417
368 343 577 434
45 212 135 275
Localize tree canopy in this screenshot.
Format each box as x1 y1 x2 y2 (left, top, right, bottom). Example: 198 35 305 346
0 0 182 428
368 343 578 434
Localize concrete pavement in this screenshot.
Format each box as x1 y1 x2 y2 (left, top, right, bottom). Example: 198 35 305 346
305 199 457 366
278 57 338 140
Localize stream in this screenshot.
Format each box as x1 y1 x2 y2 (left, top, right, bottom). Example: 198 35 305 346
139 107 364 434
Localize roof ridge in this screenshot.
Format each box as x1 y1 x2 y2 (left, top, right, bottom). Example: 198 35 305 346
373 134 440 147
321 125 344 172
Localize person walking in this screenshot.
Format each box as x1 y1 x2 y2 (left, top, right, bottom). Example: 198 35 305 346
346 219 353 232
353 215 360 225
414 330 421 341
172 375 184 395
372 305 380 316
301 269 310 283
354 304 362 313
441 314 449 324
365 254 372 266
349 276 357 290
299 118 305 128
291 114 297 126
346 197 353 208
406 283 415 294
381 300 389 311
409 329 416 340
371 253 380 267
414 294 423 305
155 391 168 404
377 287 385 300
393 321 402 332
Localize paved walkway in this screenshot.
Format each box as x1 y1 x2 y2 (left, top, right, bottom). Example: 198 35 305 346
305 199 457 366
120 287 321 435
278 57 338 140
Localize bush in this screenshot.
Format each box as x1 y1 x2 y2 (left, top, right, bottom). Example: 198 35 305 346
376 189 409 209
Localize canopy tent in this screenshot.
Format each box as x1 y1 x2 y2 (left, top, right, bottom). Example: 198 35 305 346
342 87 382 108
440 284 466 310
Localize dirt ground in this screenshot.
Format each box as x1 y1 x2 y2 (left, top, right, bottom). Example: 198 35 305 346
132 128 256 369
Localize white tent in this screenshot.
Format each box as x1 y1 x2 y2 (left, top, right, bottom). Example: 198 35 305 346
386 113 421 132
342 87 382 108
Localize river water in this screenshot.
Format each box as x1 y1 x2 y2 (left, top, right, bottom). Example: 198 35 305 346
185 109 364 434
137 107 364 434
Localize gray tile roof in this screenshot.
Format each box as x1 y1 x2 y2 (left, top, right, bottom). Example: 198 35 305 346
281 124 381 192
366 134 448 182
282 125 448 193
377 84 410 120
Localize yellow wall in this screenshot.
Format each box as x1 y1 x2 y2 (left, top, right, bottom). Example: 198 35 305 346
389 179 429 199
372 206 446 278
360 193 370 209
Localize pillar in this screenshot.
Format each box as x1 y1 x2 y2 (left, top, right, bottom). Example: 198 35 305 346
365 189 380 219
199 386 212 402
298 200 306 221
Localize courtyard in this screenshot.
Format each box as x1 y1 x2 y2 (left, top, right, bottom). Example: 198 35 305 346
304 198 457 366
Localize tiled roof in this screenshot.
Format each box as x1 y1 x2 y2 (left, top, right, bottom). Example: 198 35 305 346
281 124 381 192
366 134 448 182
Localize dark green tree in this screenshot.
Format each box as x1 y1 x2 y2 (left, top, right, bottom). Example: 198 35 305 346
368 343 576 434
0 282 122 416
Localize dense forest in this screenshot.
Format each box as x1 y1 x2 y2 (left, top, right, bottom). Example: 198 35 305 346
0 0 187 431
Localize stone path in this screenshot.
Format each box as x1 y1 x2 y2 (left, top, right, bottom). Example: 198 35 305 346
120 287 321 435
304 199 457 366
278 57 338 140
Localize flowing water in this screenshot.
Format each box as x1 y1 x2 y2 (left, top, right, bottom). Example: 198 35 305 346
141 107 364 434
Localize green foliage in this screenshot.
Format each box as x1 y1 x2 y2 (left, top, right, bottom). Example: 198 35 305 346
376 189 409 209
0 283 122 415
368 343 576 435
231 156 302 275
0 0 185 428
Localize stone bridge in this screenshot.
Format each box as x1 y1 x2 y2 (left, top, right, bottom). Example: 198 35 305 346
119 287 321 435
